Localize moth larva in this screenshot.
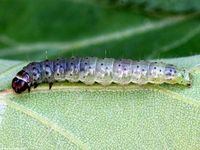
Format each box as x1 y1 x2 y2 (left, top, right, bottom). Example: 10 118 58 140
12 57 191 93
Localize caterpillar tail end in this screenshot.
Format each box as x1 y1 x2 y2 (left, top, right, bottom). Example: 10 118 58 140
179 69 192 87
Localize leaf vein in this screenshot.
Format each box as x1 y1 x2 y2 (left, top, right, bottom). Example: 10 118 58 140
5 98 89 150
148 24 200 59
154 86 200 108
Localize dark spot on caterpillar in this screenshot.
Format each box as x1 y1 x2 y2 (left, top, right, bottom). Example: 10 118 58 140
101 63 103 66
154 67 156 69
71 63 74 65
174 70 177 73
70 73 72 76
85 62 87 65
32 67 36 70
124 68 127 71
137 65 139 68
89 66 91 69
106 67 108 69
45 64 49 67
33 73 37 76
118 64 121 67
57 73 59 76
187 83 191 87
46 71 49 75
159 70 162 72
86 57 88 59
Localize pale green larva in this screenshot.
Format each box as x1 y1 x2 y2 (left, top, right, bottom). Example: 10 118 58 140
12 57 191 93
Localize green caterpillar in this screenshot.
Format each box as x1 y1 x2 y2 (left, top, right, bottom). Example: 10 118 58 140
12 57 191 93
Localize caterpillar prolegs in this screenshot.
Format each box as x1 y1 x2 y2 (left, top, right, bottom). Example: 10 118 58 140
12 57 191 93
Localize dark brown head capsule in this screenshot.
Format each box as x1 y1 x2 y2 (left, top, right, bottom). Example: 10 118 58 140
12 70 31 93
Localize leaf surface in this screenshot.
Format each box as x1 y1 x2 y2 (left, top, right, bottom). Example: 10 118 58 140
0 55 200 149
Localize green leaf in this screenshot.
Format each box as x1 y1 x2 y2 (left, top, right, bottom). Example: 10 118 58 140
1 1 200 149
0 1 200 60
0 55 200 149
101 0 200 12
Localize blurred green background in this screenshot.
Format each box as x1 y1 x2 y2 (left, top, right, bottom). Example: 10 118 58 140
0 0 200 61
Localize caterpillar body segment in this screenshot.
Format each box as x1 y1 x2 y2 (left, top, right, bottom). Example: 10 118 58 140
12 57 191 93
113 59 133 85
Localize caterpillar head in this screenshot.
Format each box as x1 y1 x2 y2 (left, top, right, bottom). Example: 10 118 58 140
176 69 191 87
12 70 31 93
